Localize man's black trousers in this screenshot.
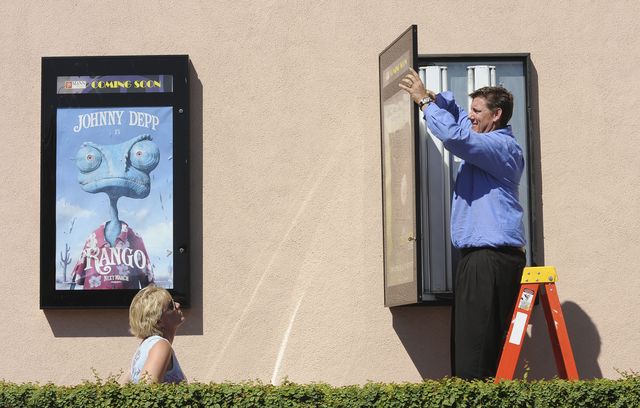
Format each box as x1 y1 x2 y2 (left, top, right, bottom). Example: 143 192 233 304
453 247 526 379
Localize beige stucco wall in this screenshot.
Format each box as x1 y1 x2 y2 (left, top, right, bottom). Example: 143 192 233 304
1 0 639 385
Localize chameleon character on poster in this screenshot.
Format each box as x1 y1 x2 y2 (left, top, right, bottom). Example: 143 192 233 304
56 107 174 290
71 134 158 289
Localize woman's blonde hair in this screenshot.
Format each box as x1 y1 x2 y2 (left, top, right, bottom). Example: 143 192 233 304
129 285 172 339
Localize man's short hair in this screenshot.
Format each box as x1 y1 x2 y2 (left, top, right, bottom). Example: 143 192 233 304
469 86 514 128
129 285 172 339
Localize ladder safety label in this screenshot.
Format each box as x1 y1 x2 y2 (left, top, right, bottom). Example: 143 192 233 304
509 312 528 345
518 289 534 311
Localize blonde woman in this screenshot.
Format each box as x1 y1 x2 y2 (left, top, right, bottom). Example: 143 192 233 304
124 285 186 383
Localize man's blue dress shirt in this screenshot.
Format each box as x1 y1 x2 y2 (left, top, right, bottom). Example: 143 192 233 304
423 91 526 249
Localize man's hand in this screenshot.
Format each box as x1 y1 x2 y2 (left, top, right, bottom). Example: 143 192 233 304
399 68 436 105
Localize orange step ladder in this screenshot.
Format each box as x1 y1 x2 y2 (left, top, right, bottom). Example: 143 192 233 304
495 266 579 382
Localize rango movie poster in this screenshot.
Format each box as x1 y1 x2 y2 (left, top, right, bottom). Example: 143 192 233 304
55 107 174 290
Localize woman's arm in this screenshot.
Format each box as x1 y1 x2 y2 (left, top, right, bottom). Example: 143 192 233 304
138 339 172 383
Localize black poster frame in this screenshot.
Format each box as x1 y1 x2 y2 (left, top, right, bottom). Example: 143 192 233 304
379 26 423 307
40 55 190 309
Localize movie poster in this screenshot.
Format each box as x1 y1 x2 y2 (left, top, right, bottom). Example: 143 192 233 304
55 107 174 290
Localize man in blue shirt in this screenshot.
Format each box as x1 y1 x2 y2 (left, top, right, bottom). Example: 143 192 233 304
400 68 526 379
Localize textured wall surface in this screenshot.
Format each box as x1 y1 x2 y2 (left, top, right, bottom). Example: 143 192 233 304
0 0 638 385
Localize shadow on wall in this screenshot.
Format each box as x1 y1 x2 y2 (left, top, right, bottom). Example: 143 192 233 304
515 301 602 379
389 301 600 380
390 306 451 379
44 61 205 338
528 61 545 267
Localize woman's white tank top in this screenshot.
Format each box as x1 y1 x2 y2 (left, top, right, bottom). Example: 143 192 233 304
130 335 186 383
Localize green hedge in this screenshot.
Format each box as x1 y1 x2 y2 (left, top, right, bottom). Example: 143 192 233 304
1 375 639 407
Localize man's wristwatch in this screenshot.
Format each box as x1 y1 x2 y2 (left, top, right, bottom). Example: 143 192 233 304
418 96 433 110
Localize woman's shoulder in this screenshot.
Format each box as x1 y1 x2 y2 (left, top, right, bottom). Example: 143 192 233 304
146 336 172 357
135 336 170 356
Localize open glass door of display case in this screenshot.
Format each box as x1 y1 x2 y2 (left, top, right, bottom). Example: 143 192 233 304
379 26 422 307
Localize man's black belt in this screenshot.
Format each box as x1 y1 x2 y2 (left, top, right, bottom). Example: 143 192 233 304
459 246 525 257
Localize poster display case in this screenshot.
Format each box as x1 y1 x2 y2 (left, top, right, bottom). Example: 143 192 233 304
40 55 190 308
